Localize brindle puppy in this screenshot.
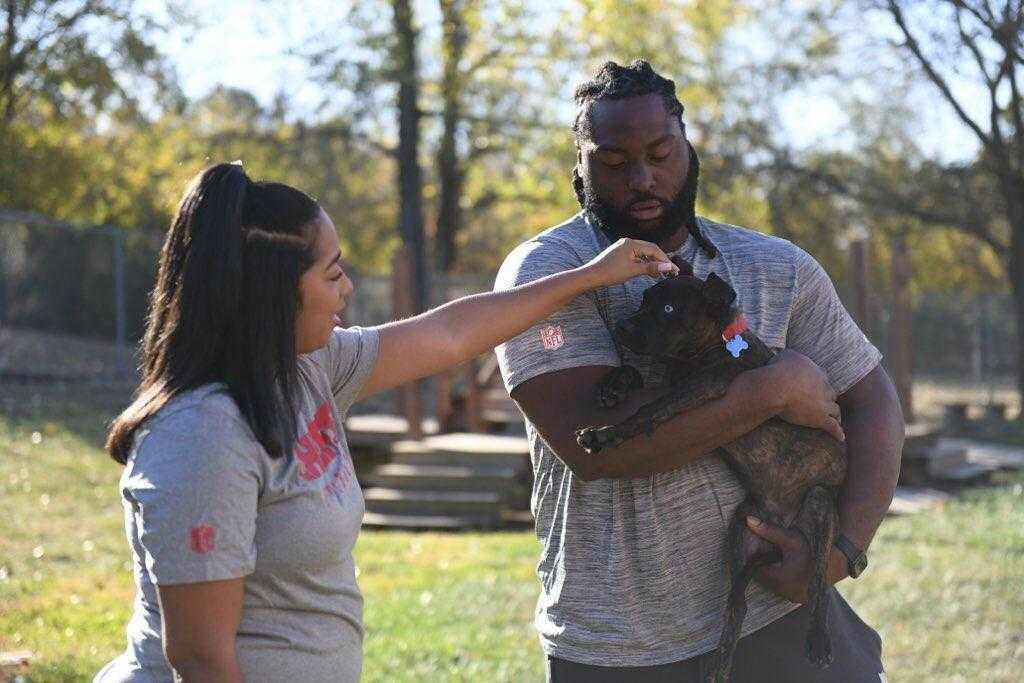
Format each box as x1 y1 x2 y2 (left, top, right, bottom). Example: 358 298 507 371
575 262 846 683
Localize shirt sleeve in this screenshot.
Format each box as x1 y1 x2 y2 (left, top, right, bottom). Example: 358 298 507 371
493 238 620 394
785 248 883 395
321 326 381 414
123 405 261 586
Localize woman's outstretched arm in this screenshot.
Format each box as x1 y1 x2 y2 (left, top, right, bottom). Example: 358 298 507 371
356 238 675 399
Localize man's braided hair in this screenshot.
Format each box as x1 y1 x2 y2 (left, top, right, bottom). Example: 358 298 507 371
572 60 685 147
571 59 715 257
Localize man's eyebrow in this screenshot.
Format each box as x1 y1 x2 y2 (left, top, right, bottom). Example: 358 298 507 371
325 252 341 270
594 134 677 153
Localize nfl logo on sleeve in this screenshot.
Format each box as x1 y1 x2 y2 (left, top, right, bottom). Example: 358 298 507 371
540 325 564 350
190 525 216 554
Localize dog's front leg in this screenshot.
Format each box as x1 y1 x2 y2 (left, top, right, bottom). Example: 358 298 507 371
576 373 733 453
594 365 643 409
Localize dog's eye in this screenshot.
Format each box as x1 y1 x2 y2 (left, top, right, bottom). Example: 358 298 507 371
663 305 674 314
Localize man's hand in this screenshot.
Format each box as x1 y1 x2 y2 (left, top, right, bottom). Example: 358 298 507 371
745 516 848 604
765 350 845 442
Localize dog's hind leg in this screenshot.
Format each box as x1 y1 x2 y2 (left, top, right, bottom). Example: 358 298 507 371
796 485 839 668
708 499 782 683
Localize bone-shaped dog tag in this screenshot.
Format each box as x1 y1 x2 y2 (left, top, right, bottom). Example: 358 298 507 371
725 334 748 358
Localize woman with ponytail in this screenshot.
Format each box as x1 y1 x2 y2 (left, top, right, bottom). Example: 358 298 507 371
95 162 677 683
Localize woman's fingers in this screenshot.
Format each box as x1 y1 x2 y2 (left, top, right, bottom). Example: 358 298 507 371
627 239 678 276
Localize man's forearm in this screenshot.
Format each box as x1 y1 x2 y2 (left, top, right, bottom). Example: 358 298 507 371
585 367 781 479
835 366 904 553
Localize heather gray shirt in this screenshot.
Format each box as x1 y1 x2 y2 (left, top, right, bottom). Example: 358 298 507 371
494 213 881 667
95 326 379 683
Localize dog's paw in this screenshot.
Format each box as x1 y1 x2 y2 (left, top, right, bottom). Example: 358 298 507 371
596 386 623 410
805 629 833 668
575 426 618 453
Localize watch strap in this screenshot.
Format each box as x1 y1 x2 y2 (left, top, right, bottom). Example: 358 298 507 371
835 533 867 578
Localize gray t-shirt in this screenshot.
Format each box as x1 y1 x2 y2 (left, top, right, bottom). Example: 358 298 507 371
95 326 379 683
494 213 881 667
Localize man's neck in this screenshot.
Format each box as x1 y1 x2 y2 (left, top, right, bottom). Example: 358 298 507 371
658 225 689 253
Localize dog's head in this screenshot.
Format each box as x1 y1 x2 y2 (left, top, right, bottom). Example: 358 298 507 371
614 258 738 359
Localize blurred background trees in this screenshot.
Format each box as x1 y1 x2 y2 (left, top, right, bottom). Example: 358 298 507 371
1 0 1021 394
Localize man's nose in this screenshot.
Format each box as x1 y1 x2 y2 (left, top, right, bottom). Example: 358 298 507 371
627 162 656 194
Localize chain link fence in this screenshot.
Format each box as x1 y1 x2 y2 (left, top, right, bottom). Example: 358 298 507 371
1 207 1018 416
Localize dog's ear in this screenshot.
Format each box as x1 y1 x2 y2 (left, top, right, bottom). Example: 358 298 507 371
670 255 693 277
702 272 736 317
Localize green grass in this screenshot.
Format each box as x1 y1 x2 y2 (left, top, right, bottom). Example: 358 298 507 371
1 389 1022 682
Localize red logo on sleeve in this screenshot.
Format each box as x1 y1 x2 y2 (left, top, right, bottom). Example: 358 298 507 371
540 325 564 350
190 525 216 554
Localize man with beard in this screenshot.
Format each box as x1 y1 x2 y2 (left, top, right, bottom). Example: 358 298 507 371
494 60 903 682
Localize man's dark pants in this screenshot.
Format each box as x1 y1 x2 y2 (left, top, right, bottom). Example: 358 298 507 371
546 589 884 682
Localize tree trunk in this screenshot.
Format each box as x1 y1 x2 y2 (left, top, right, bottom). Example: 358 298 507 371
435 0 467 273
1007 199 1024 414
889 232 913 422
392 0 429 312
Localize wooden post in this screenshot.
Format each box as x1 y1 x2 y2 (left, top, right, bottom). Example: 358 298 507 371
113 230 126 347
889 233 914 422
391 247 423 439
848 237 870 333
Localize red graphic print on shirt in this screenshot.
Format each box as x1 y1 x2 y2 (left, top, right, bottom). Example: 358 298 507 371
190 525 216 554
294 401 342 481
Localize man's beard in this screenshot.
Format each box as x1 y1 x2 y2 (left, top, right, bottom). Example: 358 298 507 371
581 142 700 246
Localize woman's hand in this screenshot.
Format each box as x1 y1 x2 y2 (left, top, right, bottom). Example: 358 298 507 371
583 238 679 287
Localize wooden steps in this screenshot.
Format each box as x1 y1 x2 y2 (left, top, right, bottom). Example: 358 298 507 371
362 512 502 529
345 414 439 448
363 463 520 491
389 433 529 467
354 424 531 530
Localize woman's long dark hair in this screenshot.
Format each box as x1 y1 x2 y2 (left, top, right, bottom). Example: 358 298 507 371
107 163 321 464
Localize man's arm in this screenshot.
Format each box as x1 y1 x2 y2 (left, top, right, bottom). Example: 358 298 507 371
749 363 904 599
510 350 844 482
835 364 904 552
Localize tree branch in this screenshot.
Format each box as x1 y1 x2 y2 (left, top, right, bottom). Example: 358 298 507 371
956 8 996 88
886 0 994 149
764 157 1008 254
949 0 998 29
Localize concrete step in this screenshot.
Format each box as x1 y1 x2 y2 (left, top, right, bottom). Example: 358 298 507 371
482 406 522 424
941 438 1024 470
887 487 952 516
390 433 529 467
363 487 505 516
362 463 519 491
904 422 940 451
362 512 502 529
345 414 439 448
